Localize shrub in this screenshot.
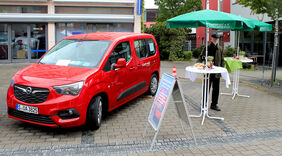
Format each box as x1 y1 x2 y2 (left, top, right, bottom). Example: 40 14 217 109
184 51 192 61
145 22 189 61
242 63 252 69
192 45 205 58
223 45 236 57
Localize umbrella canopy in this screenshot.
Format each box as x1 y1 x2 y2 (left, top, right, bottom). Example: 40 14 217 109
245 18 272 31
167 9 255 30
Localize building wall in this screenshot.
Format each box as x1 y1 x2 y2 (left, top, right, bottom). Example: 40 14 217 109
143 8 159 28
0 0 140 63
196 0 231 48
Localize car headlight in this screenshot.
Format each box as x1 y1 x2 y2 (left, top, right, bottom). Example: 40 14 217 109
53 81 84 96
10 78 15 87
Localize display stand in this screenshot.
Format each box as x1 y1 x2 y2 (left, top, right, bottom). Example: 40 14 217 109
143 73 196 150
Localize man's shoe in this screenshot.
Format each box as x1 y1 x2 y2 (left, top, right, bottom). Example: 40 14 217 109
210 105 221 111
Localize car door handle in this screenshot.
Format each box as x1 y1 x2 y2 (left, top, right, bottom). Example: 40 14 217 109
130 67 135 70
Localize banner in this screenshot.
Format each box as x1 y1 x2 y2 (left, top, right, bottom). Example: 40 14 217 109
148 73 175 131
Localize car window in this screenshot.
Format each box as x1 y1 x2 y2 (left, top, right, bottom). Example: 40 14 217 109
146 39 156 56
103 41 131 71
39 39 111 68
134 38 156 59
134 39 147 58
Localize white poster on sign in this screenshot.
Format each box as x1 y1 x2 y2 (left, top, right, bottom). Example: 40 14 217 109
148 73 175 131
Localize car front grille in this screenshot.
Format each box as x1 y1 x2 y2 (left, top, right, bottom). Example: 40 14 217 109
8 108 56 125
14 84 49 104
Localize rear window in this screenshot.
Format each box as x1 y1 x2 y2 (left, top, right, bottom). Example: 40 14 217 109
134 38 156 59
39 39 111 68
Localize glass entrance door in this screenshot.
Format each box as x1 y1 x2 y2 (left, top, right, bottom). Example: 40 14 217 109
0 23 47 63
0 24 8 60
11 24 28 59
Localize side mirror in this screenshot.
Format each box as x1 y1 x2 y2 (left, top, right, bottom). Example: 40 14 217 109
114 58 126 69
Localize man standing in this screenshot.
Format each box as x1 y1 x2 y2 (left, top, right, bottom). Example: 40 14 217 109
198 33 224 111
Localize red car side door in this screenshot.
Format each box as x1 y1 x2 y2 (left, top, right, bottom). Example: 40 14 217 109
103 40 137 110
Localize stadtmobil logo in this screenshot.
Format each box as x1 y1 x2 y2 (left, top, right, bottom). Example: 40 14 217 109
207 23 231 28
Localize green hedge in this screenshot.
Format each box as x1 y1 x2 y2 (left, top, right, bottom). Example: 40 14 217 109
184 51 192 61
242 63 252 69
192 45 205 58
223 45 236 57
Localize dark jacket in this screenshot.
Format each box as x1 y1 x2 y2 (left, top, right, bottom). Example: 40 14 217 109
197 43 224 78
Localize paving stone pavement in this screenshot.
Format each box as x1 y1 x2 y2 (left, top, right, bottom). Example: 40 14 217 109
0 61 281 155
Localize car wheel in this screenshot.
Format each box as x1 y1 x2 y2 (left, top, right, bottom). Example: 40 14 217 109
148 74 158 96
86 95 103 130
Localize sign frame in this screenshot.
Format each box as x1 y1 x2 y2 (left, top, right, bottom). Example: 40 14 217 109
143 73 196 150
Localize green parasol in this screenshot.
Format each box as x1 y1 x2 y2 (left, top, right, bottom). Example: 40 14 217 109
167 9 256 66
234 18 272 57
167 9 255 30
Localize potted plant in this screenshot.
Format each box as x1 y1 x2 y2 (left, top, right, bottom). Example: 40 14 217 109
239 51 245 59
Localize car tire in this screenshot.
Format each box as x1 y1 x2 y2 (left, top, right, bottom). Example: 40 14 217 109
86 95 103 130
148 73 158 96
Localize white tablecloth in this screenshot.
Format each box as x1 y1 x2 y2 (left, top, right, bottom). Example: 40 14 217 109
185 66 231 88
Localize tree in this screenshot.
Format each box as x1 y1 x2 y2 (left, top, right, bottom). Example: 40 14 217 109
155 0 202 22
141 0 145 33
146 0 202 60
145 22 188 60
238 0 282 85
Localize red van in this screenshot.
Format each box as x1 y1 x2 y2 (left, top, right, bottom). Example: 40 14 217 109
7 32 160 129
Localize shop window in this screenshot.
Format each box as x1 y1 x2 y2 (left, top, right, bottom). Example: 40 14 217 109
87 8 112 14
55 6 133 15
56 23 86 42
56 23 67 42
96 24 111 32
112 8 133 15
0 6 47 13
113 23 133 32
31 24 47 59
55 7 87 14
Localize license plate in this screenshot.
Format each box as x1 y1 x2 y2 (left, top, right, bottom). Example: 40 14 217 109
16 104 38 114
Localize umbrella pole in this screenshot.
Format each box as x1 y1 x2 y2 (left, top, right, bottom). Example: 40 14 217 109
205 27 209 67
237 31 240 57
262 32 267 79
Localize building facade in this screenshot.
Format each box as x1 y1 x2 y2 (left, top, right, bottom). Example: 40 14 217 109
143 8 159 28
196 0 231 48
0 0 141 63
195 0 281 66
230 1 281 66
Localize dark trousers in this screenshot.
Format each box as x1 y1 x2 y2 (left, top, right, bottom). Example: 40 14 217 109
202 74 220 107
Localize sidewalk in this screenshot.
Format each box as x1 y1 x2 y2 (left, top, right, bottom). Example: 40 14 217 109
0 61 281 155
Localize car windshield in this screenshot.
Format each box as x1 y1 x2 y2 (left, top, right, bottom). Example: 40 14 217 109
38 39 111 68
